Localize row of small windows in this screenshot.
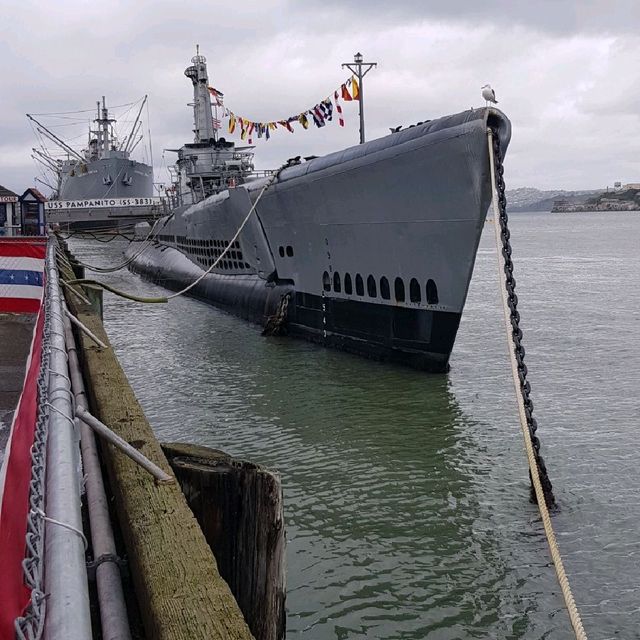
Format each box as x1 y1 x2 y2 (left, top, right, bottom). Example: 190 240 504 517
173 236 250 271
322 272 439 305
199 256 251 270
278 245 294 258
174 236 241 251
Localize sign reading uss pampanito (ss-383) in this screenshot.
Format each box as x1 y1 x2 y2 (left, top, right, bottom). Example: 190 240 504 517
45 197 161 210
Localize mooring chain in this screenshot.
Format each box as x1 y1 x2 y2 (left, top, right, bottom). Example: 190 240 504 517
490 129 555 507
489 126 587 640
262 292 291 336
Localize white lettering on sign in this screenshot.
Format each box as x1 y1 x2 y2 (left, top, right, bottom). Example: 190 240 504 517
0 196 18 203
45 197 161 210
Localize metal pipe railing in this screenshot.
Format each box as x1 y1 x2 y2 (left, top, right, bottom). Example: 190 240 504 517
43 238 92 640
63 306 133 640
76 406 174 484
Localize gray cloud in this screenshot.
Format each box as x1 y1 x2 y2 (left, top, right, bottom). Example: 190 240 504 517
1 0 640 194
319 0 640 35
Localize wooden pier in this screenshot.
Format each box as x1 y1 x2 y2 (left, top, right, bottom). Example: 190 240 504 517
60 245 286 639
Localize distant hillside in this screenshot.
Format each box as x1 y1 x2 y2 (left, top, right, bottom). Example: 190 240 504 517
553 188 640 212
506 187 600 212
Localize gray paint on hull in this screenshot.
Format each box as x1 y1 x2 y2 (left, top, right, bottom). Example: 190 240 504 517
49 157 154 227
128 107 511 369
58 157 153 200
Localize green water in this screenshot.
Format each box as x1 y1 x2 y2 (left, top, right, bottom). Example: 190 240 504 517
70 210 640 638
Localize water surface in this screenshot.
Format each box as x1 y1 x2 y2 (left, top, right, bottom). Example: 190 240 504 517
69 210 640 639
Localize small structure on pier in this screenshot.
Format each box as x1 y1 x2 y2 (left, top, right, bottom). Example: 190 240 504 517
0 185 19 236
18 188 47 235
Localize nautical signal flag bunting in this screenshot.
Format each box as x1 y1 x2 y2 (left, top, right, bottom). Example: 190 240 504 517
206 76 362 144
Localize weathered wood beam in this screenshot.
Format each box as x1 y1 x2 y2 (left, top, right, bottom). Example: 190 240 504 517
65 292 254 640
162 443 286 640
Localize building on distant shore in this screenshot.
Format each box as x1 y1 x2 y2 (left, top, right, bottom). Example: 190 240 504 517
623 183 640 190
0 185 20 235
551 198 571 212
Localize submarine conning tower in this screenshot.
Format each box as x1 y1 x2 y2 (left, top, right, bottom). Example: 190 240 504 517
184 46 216 144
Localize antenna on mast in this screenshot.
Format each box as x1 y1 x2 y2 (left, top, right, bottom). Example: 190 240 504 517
342 52 377 144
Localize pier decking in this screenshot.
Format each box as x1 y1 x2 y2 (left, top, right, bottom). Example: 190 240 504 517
67 291 254 639
0 314 35 461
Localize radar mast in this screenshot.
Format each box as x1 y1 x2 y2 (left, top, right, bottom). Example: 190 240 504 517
184 44 216 143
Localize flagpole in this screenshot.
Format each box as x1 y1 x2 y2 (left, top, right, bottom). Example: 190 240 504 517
342 52 377 144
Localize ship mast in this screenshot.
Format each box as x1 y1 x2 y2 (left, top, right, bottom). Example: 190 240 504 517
123 95 147 154
96 96 115 155
184 44 216 144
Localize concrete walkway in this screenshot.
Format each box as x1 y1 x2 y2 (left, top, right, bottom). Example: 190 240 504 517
0 314 36 466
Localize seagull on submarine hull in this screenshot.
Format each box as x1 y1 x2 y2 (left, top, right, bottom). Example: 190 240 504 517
481 84 498 105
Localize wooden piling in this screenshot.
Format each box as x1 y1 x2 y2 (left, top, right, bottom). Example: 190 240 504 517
64 292 254 640
162 443 286 640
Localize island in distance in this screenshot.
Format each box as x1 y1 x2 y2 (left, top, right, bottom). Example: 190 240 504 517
506 184 640 213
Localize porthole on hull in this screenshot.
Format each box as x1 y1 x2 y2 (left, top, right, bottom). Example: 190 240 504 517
322 271 331 292
344 273 353 295
380 276 390 300
410 278 421 303
426 279 438 304
367 275 377 298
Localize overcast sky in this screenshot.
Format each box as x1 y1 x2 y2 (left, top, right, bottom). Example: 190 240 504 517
2 0 639 194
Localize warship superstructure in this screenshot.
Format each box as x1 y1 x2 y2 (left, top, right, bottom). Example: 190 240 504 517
128 52 511 371
28 98 159 230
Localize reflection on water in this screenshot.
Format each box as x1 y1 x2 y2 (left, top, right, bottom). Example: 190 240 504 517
69 210 640 638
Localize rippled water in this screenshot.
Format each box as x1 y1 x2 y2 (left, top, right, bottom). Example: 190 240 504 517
69 210 640 639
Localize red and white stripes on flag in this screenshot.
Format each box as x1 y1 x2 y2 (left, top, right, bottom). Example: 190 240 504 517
334 90 345 127
0 240 46 313
0 238 46 636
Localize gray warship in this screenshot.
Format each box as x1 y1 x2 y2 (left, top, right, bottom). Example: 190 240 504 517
28 98 159 230
128 52 511 372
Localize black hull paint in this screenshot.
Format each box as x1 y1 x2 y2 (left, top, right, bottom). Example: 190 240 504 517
129 254 459 373
289 292 460 372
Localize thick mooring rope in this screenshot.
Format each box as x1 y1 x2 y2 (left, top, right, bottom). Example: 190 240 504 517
66 216 166 274
60 160 294 304
488 128 587 640
164 164 285 300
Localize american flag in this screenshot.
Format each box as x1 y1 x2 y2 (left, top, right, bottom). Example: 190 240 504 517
212 117 222 130
0 239 46 313
208 86 224 106
0 238 46 637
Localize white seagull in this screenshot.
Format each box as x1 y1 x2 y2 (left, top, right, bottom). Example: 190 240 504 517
481 84 498 105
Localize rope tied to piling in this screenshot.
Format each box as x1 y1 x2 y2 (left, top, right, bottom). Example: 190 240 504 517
488 127 587 640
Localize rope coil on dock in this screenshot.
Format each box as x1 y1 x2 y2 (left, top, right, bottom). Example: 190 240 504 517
488 128 587 640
